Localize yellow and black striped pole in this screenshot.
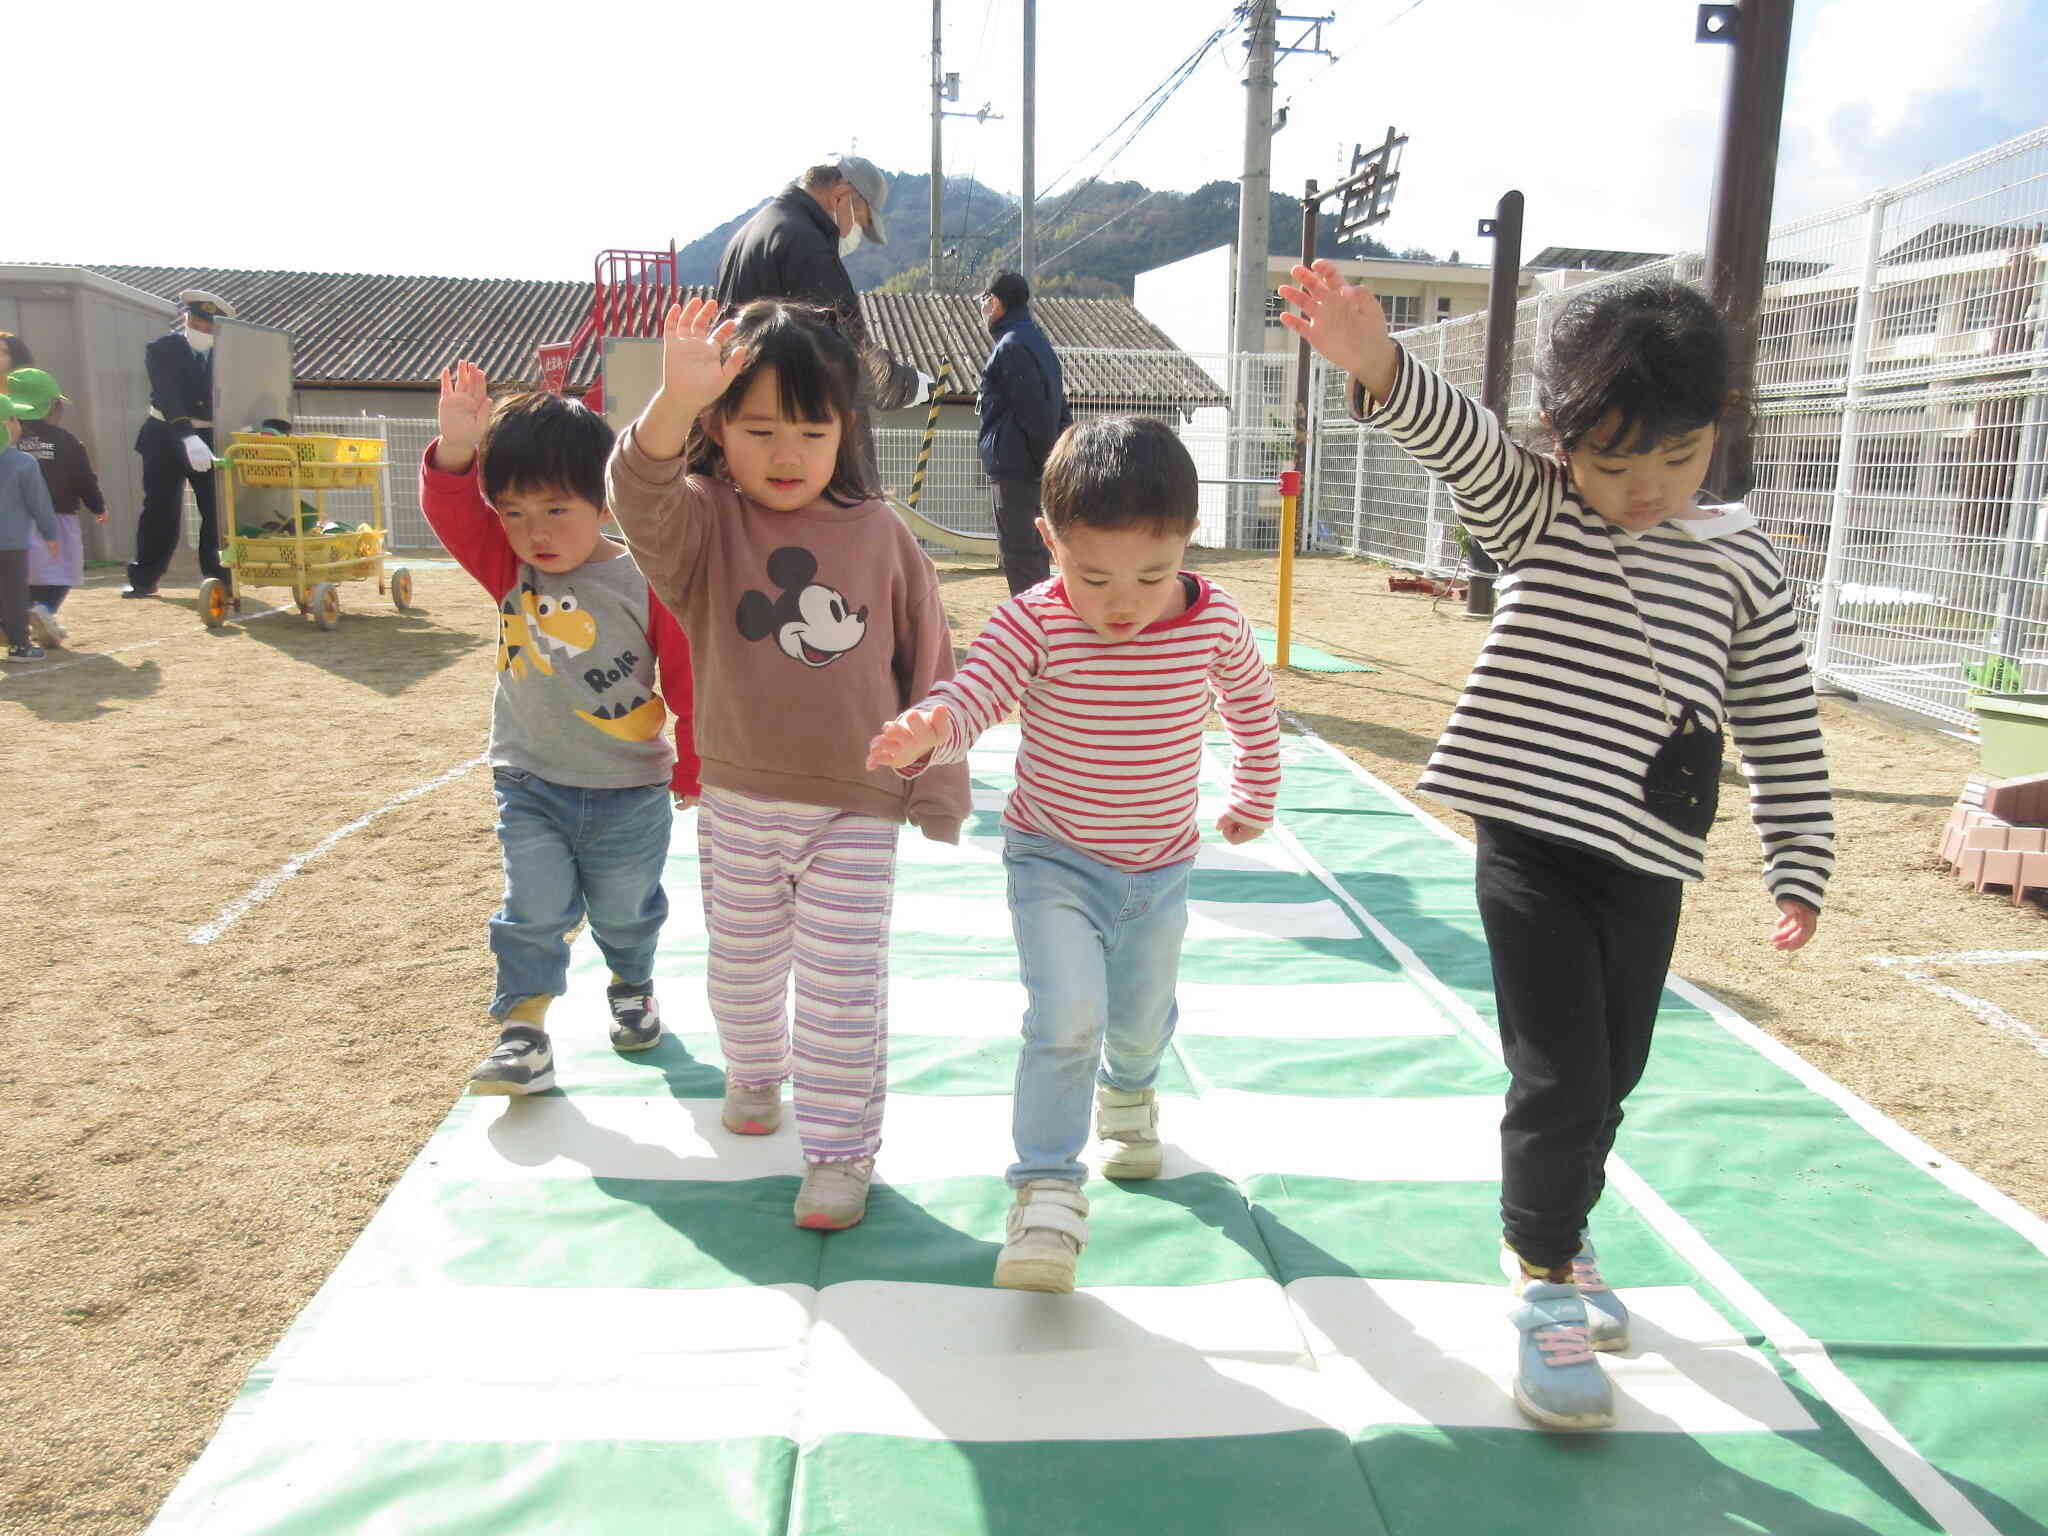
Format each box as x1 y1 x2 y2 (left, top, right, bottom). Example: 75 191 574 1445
906 361 953 512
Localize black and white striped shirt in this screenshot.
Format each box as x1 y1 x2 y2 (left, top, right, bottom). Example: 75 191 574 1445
1353 351 1834 908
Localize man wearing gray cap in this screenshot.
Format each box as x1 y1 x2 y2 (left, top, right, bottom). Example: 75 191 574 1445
715 154 933 488
125 288 234 598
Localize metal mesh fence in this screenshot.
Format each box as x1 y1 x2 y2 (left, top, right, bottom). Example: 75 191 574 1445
1306 127 2048 729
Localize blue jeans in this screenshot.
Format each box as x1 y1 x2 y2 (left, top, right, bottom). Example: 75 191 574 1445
1004 828 1193 1185
488 769 672 1019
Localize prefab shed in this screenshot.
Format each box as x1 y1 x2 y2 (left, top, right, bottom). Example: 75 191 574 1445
0 264 179 567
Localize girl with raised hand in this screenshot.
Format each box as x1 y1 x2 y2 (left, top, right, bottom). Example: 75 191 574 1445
606 297 970 1232
1281 259 1835 1431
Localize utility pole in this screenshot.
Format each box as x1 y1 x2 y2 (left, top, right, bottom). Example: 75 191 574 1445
1231 0 1278 365
931 0 944 291
1698 0 1794 498
1021 0 1037 281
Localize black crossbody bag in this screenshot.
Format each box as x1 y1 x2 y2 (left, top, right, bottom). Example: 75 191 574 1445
1619 561 1724 838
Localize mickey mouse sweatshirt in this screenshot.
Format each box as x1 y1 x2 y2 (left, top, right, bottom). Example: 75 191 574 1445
606 427 970 844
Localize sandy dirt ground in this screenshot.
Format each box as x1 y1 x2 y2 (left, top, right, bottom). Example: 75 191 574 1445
3 548 2043 1533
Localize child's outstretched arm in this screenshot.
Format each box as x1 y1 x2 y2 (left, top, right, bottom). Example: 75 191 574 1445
1276 259 1399 407
868 601 1048 775
1278 260 1560 567
1210 611 1282 844
632 299 747 463
419 362 518 598
1725 566 1835 953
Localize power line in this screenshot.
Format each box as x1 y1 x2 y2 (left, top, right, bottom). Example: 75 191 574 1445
964 8 1236 275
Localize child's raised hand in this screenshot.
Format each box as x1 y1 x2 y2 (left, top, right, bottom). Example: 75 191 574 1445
1275 260 1398 406
1770 898 1818 952
434 360 491 473
866 704 951 771
659 298 746 411
1216 811 1265 845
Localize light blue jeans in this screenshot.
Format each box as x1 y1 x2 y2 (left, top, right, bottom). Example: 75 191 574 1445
1003 828 1193 1186
488 768 672 1019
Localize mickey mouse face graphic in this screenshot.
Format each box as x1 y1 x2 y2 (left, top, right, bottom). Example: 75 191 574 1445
736 546 868 668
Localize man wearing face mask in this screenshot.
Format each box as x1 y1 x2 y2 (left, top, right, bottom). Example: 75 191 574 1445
125 289 235 598
714 154 933 488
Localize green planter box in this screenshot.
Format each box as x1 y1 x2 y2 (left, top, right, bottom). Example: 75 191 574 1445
1969 692 2048 778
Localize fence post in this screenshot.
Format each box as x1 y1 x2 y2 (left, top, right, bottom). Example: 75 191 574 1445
1991 257 2048 664
1349 373 1368 554
1810 195 1889 683
1422 323 1449 574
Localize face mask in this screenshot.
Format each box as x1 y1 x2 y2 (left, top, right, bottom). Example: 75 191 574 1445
186 328 215 353
838 224 863 258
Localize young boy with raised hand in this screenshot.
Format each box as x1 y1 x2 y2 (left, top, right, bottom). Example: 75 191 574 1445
868 415 1281 1292
423 363 700 1095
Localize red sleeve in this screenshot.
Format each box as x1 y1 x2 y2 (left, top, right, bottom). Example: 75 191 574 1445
419 441 520 601
647 586 701 796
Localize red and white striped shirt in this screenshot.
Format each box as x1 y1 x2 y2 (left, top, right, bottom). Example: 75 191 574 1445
916 573 1281 871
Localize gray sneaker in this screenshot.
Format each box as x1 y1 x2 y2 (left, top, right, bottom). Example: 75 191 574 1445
467 1026 556 1096
721 1079 784 1135
28 603 64 647
605 981 662 1051
795 1156 875 1230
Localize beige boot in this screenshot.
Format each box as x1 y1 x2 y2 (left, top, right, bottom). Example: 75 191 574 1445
994 1179 1090 1293
1095 1086 1162 1180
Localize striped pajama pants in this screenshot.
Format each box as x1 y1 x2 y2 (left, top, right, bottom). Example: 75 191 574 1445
698 787 899 1163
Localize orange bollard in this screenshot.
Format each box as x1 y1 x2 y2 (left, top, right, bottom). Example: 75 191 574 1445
1276 470 1301 670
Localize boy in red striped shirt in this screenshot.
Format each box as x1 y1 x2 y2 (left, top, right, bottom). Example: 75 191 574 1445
869 415 1281 1293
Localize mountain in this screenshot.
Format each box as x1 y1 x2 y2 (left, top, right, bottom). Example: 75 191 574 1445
673 171 1400 299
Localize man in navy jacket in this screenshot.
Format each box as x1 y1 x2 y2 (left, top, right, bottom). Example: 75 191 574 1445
126 289 234 598
976 272 1072 594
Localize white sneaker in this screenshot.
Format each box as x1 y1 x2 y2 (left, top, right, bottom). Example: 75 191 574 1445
1095 1085 1162 1179
994 1179 1090 1293
27 603 64 647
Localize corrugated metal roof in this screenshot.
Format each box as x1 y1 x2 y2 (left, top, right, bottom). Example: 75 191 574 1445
84 265 1223 407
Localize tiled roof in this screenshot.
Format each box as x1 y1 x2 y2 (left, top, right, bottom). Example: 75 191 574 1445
1525 246 1668 273
863 292 1226 409
84 265 1222 407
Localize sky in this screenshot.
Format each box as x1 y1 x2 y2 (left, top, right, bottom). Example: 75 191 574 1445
10 0 2045 282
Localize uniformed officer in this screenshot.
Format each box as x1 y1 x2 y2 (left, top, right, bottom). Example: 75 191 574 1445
124 289 235 597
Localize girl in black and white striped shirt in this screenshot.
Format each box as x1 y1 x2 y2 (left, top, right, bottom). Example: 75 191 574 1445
1281 262 1835 1432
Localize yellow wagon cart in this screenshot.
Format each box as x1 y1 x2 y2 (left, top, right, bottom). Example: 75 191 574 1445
202 433 414 630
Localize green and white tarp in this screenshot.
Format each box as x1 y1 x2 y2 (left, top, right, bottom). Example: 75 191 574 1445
150 727 2048 1535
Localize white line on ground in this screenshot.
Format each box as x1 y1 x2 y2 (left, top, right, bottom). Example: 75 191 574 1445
1870 950 2048 1060
188 754 487 945
1270 721 2004 1536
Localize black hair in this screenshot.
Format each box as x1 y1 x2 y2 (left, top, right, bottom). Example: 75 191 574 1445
685 300 875 506
1537 277 1732 458
0 332 34 369
984 271 1030 311
1040 415 1197 539
478 390 616 510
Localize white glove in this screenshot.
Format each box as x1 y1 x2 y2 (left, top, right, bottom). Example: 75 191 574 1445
910 370 935 407
182 433 214 473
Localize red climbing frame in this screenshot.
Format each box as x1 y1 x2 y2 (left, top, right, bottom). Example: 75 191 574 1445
535 244 681 412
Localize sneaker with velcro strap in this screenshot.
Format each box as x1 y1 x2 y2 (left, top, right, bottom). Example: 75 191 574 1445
1501 1236 1628 1352
1508 1279 1615 1431
28 603 64 647
994 1179 1090 1293
722 1079 784 1135
605 980 662 1051
466 1026 556 1096
1095 1084 1162 1179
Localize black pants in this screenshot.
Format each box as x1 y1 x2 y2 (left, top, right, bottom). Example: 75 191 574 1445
0 548 28 648
992 477 1050 596
129 422 223 590
1474 817 1684 1270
